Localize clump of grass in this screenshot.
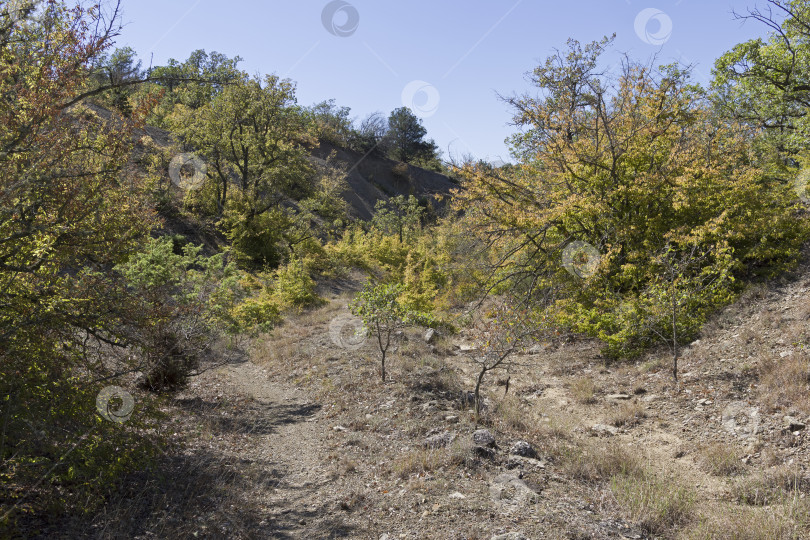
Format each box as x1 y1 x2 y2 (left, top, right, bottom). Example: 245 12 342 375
699 442 745 476
758 352 810 413
570 377 597 404
493 394 534 432
682 498 810 540
391 448 444 479
564 441 643 483
733 466 808 506
610 470 696 535
607 401 647 428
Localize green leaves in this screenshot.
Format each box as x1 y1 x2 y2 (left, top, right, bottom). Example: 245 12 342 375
455 36 809 360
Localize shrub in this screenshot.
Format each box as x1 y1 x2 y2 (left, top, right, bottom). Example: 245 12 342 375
611 470 696 535
116 237 247 390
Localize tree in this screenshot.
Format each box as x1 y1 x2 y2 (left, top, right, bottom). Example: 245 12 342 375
349 281 433 381
349 111 389 154
387 106 439 164
628 243 735 380
371 194 425 242
149 49 244 111
0 0 167 523
454 37 808 360
467 302 534 421
93 46 143 116
173 74 317 266
712 0 810 158
308 99 353 145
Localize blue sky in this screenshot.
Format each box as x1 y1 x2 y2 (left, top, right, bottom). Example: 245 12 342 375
116 1 770 163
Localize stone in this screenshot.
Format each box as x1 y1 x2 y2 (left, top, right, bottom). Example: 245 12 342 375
607 394 631 400
424 328 436 343
424 430 455 449
489 473 540 506
448 491 466 499
783 416 806 431
491 534 528 540
445 415 459 423
332 425 347 432
591 424 619 436
509 440 537 459
473 429 496 447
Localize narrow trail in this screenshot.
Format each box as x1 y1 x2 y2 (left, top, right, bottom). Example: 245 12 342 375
212 360 351 538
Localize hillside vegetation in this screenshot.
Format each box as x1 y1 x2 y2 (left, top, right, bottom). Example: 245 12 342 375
2 0 810 538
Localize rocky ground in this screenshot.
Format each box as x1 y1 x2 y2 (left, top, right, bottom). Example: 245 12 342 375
45 256 810 539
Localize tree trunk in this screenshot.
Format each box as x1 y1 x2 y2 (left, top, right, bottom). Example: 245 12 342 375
380 349 386 382
474 368 487 424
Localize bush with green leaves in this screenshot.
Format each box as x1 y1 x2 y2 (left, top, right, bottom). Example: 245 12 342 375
349 281 435 381
116 236 247 390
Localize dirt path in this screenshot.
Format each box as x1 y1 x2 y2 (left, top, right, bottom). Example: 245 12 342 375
211 360 353 539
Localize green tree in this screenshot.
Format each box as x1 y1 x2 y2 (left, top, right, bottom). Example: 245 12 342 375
0 0 164 523
455 37 808 360
387 106 439 165
712 0 810 158
173 74 317 266
349 281 433 381
371 194 425 242
149 49 244 111
93 46 143 116
308 99 353 145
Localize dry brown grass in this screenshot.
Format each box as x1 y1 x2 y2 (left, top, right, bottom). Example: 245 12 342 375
390 440 474 480
758 351 810 414
681 499 810 540
492 394 535 432
569 376 597 404
733 465 808 506
563 441 643 484
610 470 696 536
699 442 746 477
607 401 647 428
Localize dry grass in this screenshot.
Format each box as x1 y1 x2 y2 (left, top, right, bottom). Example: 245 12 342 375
610 470 696 536
569 376 597 404
733 465 808 506
758 351 810 414
390 440 475 480
607 401 647 428
563 441 643 483
699 442 746 477
492 394 535 432
681 499 810 540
